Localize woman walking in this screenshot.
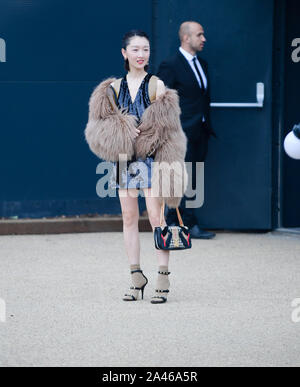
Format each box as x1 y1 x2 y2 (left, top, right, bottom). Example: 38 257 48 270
85 30 187 303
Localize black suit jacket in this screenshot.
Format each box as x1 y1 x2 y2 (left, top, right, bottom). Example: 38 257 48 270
157 50 217 140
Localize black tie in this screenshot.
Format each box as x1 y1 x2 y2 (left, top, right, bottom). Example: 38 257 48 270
192 57 205 91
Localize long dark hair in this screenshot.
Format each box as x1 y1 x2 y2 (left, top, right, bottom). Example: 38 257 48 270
121 30 150 71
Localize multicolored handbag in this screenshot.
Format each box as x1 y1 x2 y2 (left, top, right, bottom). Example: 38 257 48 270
154 200 192 251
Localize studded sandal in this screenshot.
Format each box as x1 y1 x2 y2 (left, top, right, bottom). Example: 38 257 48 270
151 269 170 304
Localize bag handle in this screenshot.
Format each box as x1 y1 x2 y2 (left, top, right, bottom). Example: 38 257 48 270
149 75 158 102
160 200 184 228
112 78 122 98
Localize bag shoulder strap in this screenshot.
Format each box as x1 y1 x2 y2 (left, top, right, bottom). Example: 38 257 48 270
108 78 122 108
111 78 122 98
160 200 184 227
148 75 159 102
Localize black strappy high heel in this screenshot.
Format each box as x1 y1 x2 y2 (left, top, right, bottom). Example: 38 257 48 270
123 269 148 301
150 270 170 304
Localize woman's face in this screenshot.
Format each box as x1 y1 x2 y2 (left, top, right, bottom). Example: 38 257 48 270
122 36 150 71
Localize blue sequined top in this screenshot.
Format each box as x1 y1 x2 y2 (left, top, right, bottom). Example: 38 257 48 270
112 72 152 125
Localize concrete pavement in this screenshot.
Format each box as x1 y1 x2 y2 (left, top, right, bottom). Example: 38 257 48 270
0 230 299 367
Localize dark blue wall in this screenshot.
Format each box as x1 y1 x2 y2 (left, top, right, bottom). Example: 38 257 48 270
0 0 152 218
0 0 277 229
282 0 300 227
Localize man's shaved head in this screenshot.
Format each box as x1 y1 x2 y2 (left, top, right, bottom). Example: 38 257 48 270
179 21 201 42
179 21 206 55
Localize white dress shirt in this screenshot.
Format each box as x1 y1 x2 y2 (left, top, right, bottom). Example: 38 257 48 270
179 46 207 89
179 46 207 122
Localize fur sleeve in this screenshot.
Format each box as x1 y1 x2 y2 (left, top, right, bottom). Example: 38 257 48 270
135 88 187 161
84 78 137 162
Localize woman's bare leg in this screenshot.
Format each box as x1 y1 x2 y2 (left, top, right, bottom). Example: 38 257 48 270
143 188 170 266
118 188 140 265
143 188 171 303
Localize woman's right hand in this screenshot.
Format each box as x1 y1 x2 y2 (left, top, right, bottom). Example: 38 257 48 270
132 127 141 139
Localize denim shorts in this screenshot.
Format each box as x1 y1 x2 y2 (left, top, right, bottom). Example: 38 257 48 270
108 156 154 190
